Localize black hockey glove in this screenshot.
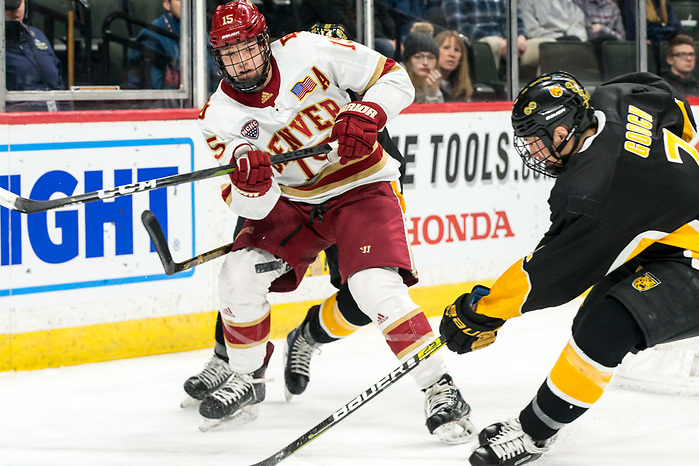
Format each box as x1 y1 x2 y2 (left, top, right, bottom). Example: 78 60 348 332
440 285 505 354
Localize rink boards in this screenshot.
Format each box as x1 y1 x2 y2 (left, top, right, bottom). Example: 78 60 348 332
0 101 688 371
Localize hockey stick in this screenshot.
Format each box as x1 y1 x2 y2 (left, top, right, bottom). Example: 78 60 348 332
248 336 447 466
0 144 332 214
142 211 281 276
141 209 234 275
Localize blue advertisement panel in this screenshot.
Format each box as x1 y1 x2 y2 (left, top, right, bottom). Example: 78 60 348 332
0 138 196 297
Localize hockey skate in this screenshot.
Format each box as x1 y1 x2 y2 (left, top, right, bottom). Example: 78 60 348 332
198 342 273 432
470 418 555 466
283 317 321 401
180 355 233 408
423 374 477 444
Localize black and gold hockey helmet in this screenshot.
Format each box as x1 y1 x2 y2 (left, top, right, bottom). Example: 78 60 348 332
512 71 595 177
309 22 350 40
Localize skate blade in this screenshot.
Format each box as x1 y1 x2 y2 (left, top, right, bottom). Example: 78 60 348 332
434 416 478 445
283 341 293 403
180 395 202 409
198 405 260 432
284 386 295 402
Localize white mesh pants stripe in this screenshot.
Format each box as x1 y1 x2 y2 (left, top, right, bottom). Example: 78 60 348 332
218 248 286 374
347 267 448 389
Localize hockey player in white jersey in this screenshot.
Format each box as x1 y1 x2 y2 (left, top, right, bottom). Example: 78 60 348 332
194 0 475 443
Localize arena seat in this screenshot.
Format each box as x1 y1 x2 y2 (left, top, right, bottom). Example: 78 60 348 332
469 41 505 100
602 41 658 80
539 41 602 89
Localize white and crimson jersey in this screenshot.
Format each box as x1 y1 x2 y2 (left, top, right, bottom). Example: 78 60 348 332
198 31 414 219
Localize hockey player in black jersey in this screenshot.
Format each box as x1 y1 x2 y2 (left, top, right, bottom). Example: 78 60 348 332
441 71 699 465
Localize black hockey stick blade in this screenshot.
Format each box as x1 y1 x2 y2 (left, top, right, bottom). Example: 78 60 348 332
141 210 234 276
248 336 447 466
0 144 333 214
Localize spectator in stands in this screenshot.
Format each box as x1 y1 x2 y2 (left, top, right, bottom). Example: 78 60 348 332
388 0 445 41
618 0 681 74
297 0 397 58
387 0 426 41
127 0 181 90
442 0 528 71
618 0 681 44
572 0 625 62
4 0 72 111
435 29 473 101
128 0 219 99
662 34 699 96
402 24 444 103
518 0 587 77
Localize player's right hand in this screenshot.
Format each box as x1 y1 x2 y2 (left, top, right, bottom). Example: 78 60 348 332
426 69 442 93
230 149 272 198
439 285 505 354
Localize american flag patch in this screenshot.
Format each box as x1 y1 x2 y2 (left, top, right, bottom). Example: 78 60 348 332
291 76 317 100
241 119 259 139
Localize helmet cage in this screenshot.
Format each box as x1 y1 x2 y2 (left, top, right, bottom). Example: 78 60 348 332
513 129 577 177
210 32 271 93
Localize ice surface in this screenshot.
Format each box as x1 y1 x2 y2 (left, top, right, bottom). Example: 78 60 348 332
1 299 697 466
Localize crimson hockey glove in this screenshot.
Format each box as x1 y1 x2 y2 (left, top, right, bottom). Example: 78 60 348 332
440 285 505 354
230 149 273 198
330 101 387 164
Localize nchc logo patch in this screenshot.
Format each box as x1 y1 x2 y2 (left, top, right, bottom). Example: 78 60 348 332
632 272 661 291
241 119 259 139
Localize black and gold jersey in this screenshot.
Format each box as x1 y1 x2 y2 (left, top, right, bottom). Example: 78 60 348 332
478 72 699 320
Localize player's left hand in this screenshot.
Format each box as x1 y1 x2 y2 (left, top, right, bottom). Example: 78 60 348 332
440 285 505 354
330 101 387 164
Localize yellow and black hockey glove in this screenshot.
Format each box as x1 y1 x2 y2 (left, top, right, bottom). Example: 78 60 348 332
309 22 350 40
440 285 505 354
